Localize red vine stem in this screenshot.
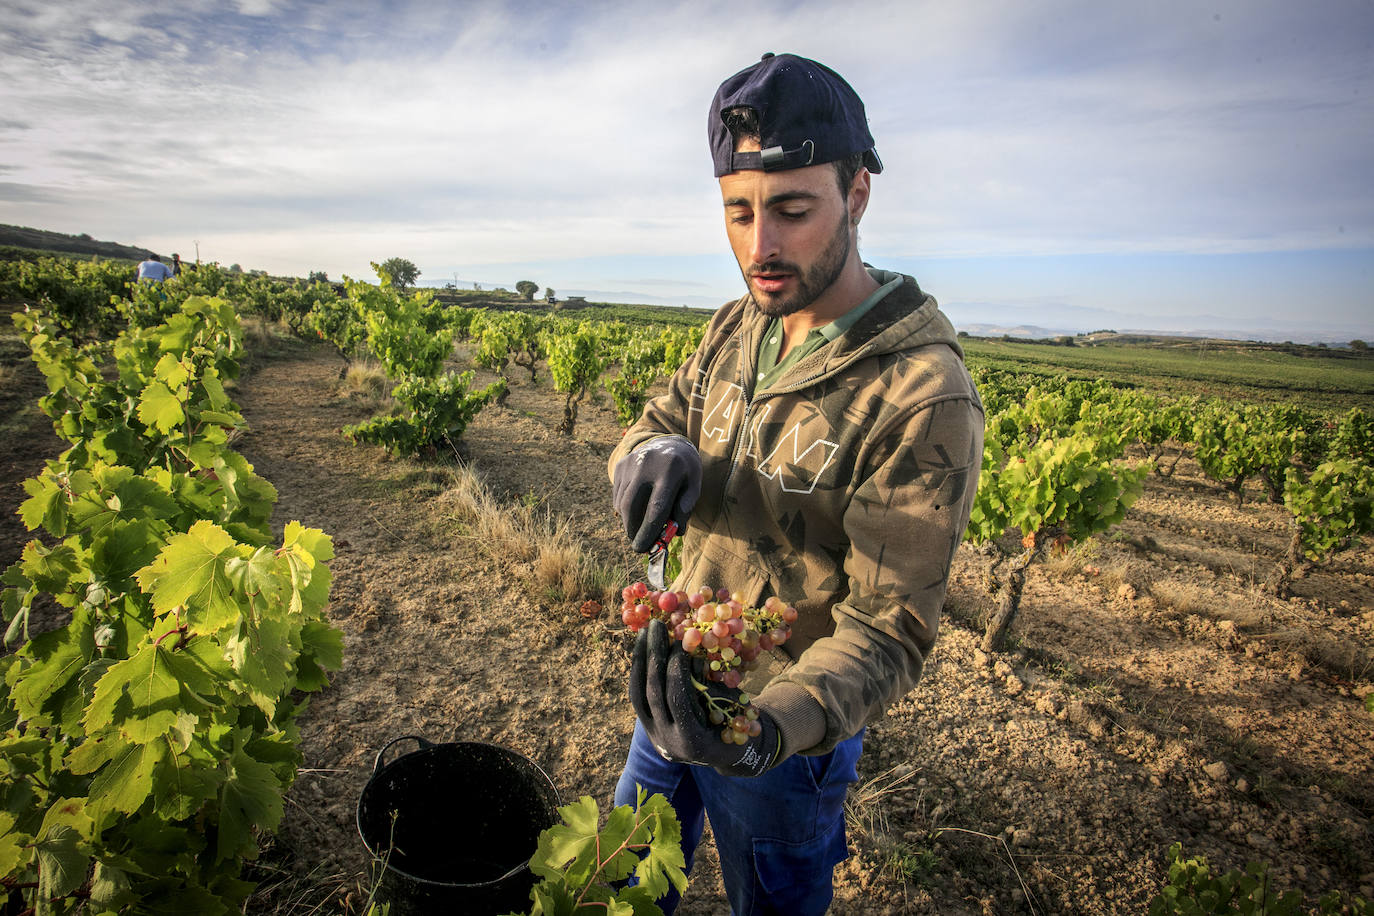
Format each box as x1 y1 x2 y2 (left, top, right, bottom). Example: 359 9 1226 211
571 810 654 911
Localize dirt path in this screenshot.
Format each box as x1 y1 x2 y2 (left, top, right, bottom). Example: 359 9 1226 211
232 343 695 912
0 311 64 577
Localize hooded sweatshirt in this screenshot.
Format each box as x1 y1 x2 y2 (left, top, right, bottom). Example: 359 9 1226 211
609 269 984 762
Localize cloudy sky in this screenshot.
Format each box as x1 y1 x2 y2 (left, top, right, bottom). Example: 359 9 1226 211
2 0 1371 340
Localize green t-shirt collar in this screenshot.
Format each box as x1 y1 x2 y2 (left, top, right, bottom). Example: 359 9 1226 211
755 269 903 390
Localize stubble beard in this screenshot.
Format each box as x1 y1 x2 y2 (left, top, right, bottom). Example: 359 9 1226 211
745 212 853 319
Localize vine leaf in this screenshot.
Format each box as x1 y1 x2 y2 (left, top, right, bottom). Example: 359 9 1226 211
137 380 185 434
137 520 244 632
69 738 164 818
216 738 283 864
84 642 218 742
36 799 94 901
527 789 685 915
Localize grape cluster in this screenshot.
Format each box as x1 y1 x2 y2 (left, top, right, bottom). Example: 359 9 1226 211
621 582 798 745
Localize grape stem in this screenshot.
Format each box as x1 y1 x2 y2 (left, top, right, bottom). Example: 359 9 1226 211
690 675 749 721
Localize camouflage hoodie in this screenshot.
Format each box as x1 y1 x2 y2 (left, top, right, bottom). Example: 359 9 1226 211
609 269 984 761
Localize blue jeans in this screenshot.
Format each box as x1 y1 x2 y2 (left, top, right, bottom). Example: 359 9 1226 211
614 720 865 916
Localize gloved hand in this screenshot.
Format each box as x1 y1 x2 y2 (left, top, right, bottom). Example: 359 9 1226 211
630 619 779 778
612 435 702 553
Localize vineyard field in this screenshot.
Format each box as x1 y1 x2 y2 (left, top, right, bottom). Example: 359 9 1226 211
962 337 1374 411
1 295 1371 914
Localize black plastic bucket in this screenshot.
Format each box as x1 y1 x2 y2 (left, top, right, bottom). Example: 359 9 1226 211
356 736 561 915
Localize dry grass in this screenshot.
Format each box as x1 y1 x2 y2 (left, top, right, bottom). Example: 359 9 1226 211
534 525 586 600
1265 626 1374 683
240 315 292 351
341 360 388 401
1042 537 1101 578
845 762 922 847
440 464 594 601
1145 578 1216 618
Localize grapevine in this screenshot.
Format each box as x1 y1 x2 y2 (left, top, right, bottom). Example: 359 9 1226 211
620 582 797 745
2 299 341 914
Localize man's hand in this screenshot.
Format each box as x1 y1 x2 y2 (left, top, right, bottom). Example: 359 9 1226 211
612 435 702 553
630 619 779 778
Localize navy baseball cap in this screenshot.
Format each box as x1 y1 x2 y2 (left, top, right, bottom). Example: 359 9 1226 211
709 52 883 178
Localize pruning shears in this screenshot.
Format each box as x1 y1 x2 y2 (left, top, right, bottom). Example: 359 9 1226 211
646 520 679 591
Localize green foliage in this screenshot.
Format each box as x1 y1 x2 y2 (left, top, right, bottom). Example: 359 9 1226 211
504 312 547 382
0 256 132 337
657 324 703 375
344 370 505 457
547 322 610 436
351 268 453 380
2 299 341 913
1110 391 1199 472
968 433 1149 546
306 289 367 369
14 297 263 488
968 389 1151 652
1329 407 1374 465
235 275 339 333
516 280 539 301
1148 843 1369 915
1192 402 1316 505
377 257 419 290
605 335 664 427
474 325 513 376
1283 459 1373 565
332 268 504 457
512 787 687 916
444 305 482 340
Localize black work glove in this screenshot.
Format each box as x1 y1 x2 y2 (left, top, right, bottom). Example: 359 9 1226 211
630 619 779 778
612 435 702 553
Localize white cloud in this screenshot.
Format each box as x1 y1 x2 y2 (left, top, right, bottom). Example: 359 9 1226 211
0 0 1370 325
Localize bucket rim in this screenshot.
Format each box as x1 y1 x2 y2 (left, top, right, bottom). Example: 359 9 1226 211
356 737 561 890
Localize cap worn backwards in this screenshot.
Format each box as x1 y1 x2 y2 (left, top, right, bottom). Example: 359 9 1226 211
708 52 883 178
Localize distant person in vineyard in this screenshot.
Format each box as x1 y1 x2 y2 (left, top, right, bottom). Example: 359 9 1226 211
608 52 984 914
136 254 173 283
171 252 183 276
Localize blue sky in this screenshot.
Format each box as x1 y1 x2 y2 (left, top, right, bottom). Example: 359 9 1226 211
1 0 1371 341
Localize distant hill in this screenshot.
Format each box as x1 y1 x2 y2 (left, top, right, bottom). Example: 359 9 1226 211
0 224 157 262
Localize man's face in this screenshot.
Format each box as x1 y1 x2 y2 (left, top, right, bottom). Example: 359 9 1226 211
719 159 857 318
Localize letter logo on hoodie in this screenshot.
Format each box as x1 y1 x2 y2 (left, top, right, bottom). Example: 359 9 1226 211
756 419 839 495
694 381 744 445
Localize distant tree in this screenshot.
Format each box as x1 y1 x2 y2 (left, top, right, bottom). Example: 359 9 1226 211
1352 339 1369 352
379 257 420 290
516 280 539 301
228 263 243 274
309 270 329 283
544 287 556 302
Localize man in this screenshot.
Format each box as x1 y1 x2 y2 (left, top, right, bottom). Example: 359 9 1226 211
136 254 174 283
608 52 985 914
